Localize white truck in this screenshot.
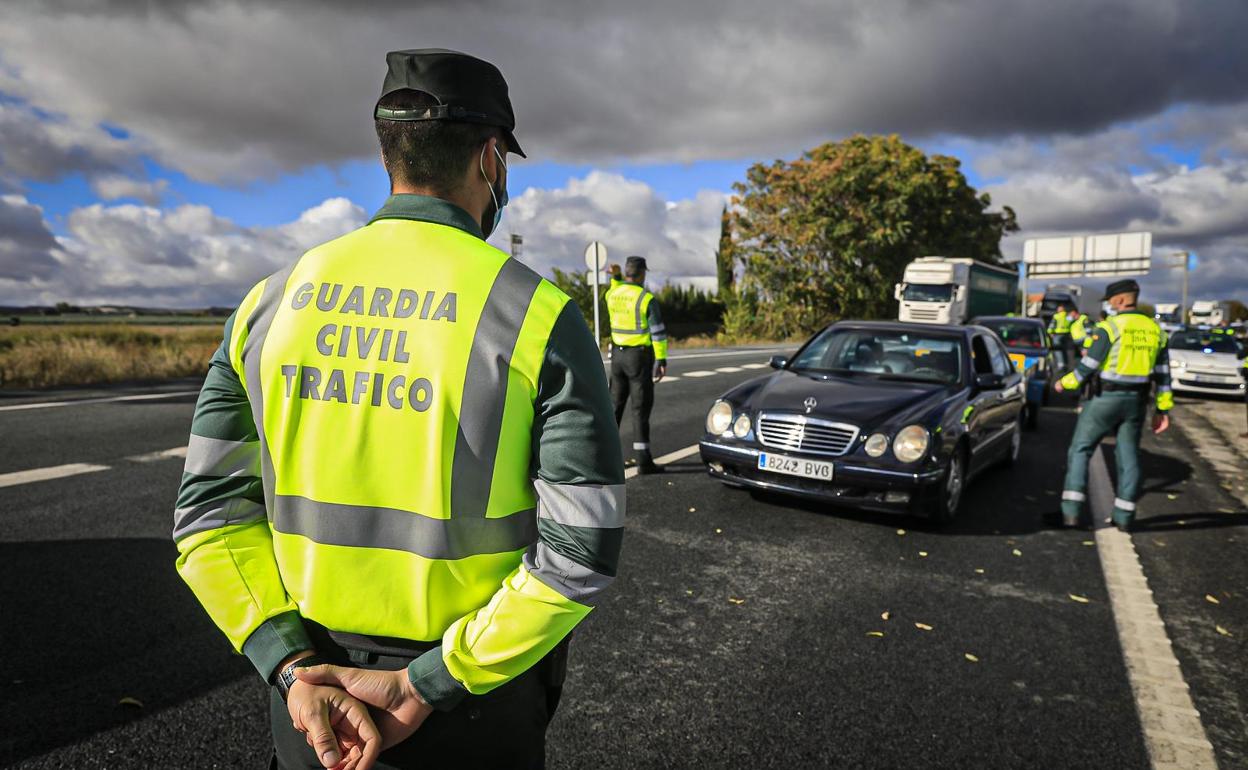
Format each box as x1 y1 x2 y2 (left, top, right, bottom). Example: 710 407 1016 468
1189 300 1232 327
894 256 1017 325
1153 303 1184 333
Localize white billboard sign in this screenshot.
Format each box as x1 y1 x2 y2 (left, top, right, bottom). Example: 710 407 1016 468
1022 232 1151 278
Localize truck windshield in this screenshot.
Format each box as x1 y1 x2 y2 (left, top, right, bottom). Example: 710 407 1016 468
1155 311 1181 323
790 328 963 384
902 283 953 302
1169 331 1239 354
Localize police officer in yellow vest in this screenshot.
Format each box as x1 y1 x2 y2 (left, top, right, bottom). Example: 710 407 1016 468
174 49 625 770
606 256 669 474
1055 279 1172 531
1048 304 1075 371
1069 311 1091 344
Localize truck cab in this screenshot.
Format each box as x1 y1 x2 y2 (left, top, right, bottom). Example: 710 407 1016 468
895 256 1017 325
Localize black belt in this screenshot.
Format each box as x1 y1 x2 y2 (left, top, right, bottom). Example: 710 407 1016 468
1100 381 1148 393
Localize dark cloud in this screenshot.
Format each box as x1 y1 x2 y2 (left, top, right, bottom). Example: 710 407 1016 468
0 194 61 280
1 1 1245 180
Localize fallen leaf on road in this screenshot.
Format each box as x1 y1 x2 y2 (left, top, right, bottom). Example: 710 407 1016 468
1166 493 1178 500
1006 539 1017 545
915 622 933 631
1177 520 1187 526
881 611 890 621
1154 540 1168 547
1216 625 1232 637
919 551 929 557
689 507 697 512
118 697 144 709
1069 594 1090 603
728 597 745 605
715 528 722 534
685 590 693 595
1082 540 1095 546
974 568 985 574
1012 549 1022 557
896 529 906 536
866 631 885 637
964 653 979 663
1206 594 1221 605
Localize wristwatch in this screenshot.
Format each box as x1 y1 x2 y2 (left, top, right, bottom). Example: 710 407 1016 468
275 654 329 702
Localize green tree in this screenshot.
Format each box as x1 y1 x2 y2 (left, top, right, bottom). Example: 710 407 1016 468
715 204 735 297
549 267 604 339
731 134 1018 338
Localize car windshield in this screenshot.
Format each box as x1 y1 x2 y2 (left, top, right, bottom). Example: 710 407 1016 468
1169 331 1239 354
790 328 963 384
902 283 953 302
978 320 1046 349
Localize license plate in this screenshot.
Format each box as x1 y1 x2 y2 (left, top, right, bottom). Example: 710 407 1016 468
756 452 835 481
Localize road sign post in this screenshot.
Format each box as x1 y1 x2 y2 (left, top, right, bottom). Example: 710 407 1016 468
584 241 608 347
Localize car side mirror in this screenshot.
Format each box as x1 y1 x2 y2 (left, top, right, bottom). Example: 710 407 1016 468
975 372 1004 389
893 283 903 301
769 355 789 370
955 286 967 303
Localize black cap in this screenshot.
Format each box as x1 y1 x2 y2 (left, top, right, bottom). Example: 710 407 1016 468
625 256 648 273
376 49 525 157
1102 279 1140 300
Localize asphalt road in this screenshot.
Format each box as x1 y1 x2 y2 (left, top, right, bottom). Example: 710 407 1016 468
1 348 1244 769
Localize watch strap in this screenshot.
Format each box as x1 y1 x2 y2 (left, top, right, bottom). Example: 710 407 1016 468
275 654 329 702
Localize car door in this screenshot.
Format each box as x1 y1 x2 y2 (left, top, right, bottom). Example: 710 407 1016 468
966 334 1002 473
989 336 1026 430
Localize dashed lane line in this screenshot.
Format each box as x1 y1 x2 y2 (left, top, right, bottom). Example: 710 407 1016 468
715 366 745 373
127 446 189 463
1090 449 1217 769
624 443 701 480
0 462 111 490
741 363 768 369
0 389 200 413
682 370 717 378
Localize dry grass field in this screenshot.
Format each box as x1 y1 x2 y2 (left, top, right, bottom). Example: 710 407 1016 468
0 324 222 389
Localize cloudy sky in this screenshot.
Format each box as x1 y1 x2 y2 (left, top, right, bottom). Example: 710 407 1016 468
1 0 1246 308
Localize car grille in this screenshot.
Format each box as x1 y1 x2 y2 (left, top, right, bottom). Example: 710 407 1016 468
1178 378 1243 391
907 307 942 321
756 413 859 457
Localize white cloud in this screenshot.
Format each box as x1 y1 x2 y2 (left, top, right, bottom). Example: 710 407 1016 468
491 171 725 288
89 174 169 205
0 197 367 307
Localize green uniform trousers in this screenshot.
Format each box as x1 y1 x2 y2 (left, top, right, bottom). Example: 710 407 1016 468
1061 391 1146 525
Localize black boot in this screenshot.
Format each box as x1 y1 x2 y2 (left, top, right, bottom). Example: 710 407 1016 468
635 448 663 475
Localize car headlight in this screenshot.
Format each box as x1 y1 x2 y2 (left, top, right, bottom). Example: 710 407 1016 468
864 433 889 457
706 401 733 435
732 413 752 438
893 425 930 463
1173 359 1186 369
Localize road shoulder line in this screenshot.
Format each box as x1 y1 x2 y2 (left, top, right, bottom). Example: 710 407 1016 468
1090 448 1218 769
623 443 700 480
0 462 111 489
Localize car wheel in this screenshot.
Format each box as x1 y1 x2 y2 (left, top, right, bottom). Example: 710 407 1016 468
1026 402 1039 430
931 448 966 524
1004 413 1023 466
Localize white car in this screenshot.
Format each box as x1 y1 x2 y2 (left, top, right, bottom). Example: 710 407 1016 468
1168 329 1245 397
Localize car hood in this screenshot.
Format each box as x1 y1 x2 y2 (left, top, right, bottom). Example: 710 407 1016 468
1169 349 1239 371
734 369 956 429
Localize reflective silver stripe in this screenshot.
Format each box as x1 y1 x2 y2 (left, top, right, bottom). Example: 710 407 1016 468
612 327 647 335
632 442 650 450
1157 385 1172 393
1113 497 1137 511
1062 490 1086 502
183 434 259 478
649 323 666 334
173 497 265 541
1100 372 1149 383
1080 356 1101 369
242 262 298 514
450 258 542 519
1154 364 1170 374
534 479 625 529
523 542 612 604
273 495 537 559
633 289 648 332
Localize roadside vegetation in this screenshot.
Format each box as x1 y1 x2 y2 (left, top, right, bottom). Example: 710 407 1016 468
0 324 221 389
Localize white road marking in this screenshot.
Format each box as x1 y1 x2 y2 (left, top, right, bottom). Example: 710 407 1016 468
0 390 200 413
127 446 189 463
1089 450 1217 769
682 370 717 378
624 443 701 480
600 347 790 365
741 363 768 369
0 462 111 490
657 375 681 382
715 366 745 373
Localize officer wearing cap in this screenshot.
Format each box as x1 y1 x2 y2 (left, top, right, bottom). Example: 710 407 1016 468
1055 279 1172 531
174 49 625 769
605 256 668 473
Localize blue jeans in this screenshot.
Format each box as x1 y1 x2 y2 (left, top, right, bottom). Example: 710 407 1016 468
1061 392 1146 523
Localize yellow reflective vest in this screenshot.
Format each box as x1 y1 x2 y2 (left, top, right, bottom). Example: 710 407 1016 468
605 279 668 360
1060 311 1172 411
1069 314 1090 343
174 195 625 710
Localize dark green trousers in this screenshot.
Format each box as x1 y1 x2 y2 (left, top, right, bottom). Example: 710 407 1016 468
1061 391 1146 525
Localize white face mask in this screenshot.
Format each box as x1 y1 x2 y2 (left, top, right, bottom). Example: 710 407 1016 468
1101 301 1116 316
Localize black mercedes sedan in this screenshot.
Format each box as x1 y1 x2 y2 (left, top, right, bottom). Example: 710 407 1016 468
699 321 1026 521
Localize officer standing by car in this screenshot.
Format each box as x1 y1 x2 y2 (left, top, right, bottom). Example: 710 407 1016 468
1055 280 1172 531
173 49 624 769
606 256 669 473
1049 304 1074 371
1238 343 1248 437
